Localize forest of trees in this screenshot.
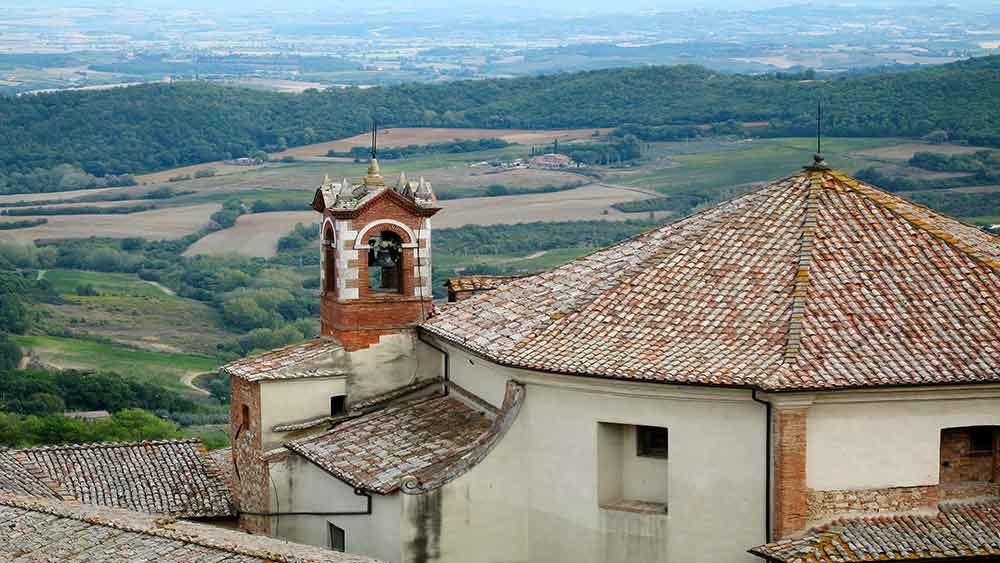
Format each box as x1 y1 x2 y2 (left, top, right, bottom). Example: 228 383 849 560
1 55 999 192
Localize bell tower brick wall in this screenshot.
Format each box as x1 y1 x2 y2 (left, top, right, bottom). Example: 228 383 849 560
320 192 437 352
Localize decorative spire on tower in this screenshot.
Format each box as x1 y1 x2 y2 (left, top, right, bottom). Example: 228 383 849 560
806 98 830 171
364 118 385 187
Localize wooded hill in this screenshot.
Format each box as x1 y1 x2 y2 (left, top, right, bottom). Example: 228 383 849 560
1 55 999 179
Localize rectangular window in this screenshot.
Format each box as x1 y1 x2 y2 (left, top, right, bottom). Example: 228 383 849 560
636 426 669 459
331 395 347 417
328 523 345 552
970 428 996 454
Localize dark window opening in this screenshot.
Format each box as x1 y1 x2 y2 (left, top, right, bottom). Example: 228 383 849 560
241 404 250 429
637 426 669 459
971 427 996 454
323 225 336 294
328 523 345 552
331 395 346 417
367 231 403 294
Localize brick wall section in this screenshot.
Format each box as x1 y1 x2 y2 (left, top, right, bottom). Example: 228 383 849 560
807 485 938 522
229 376 270 534
321 193 434 351
774 408 808 539
940 428 996 483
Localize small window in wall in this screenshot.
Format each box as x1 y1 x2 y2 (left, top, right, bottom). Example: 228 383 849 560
637 426 669 459
597 422 669 514
241 404 250 429
328 523 346 552
971 427 996 454
331 395 347 417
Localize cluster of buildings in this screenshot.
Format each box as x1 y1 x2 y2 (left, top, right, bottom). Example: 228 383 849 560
2 152 998 562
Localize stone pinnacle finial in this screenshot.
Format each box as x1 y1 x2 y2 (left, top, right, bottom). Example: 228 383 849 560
805 152 830 171
364 157 384 187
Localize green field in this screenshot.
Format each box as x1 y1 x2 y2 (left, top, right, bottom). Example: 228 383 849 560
11 335 219 396
608 137 906 195
43 269 171 298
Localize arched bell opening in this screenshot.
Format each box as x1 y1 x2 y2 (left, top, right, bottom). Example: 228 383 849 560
322 222 336 295
367 230 404 294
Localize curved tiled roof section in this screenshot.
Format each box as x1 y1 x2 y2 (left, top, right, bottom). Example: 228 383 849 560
17 439 234 518
422 169 1000 391
221 339 346 382
287 381 524 494
0 449 62 499
749 500 1000 563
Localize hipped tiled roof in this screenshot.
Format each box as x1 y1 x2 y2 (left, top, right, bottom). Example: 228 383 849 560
221 339 346 382
0 495 380 562
17 439 233 518
749 500 1000 563
286 393 497 494
422 168 1000 391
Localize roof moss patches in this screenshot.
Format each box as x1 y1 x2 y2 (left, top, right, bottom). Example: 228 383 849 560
0 495 382 563
749 499 1000 563
16 439 234 518
423 168 1000 392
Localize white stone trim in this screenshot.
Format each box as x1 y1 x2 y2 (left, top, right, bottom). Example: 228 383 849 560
414 285 433 298
353 219 418 249
339 287 359 300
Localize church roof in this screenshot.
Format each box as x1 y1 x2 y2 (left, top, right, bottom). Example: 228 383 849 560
749 500 1000 563
0 495 379 562
17 439 234 518
286 382 524 494
221 339 346 382
422 167 1000 392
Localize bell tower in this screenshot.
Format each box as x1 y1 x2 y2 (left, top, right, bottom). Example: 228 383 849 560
311 139 439 352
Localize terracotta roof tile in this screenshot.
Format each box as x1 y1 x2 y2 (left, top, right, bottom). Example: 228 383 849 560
0 450 61 499
221 339 346 382
286 394 496 494
749 499 1000 562
0 495 380 562
423 169 1000 391
17 439 234 518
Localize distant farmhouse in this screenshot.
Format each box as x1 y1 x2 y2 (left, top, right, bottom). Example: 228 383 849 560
527 152 577 168
211 151 1000 563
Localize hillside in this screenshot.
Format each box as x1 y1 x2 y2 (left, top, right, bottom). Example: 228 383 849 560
0 56 999 183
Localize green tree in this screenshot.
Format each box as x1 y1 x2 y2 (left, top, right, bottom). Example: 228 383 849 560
0 293 30 334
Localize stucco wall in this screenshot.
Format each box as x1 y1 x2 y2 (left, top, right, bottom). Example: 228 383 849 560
347 331 441 405
420 337 766 563
259 376 347 450
270 453 403 563
804 391 1000 491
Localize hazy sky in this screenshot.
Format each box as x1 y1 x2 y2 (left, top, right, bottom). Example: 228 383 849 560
10 0 1000 13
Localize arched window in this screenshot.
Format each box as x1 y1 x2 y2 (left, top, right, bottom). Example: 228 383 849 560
367 231 404 293
322 223 336 294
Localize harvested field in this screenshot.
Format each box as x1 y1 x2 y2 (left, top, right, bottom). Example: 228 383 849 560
184 211 314 258
271 127 612 159
184 184 661 257
0 202 219 243
135 162 256 184
851 143 988 161
0 186 123 205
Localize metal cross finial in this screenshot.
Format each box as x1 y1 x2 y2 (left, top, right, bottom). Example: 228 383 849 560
371 118 378 159
816 99 822 156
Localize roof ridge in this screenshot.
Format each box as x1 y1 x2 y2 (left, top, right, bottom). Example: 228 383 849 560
825 169 1000 272
781 173 823 364
17 438 201 452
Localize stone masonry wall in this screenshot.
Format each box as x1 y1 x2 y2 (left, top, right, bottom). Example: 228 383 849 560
230 375 270 534
807 486 938 522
